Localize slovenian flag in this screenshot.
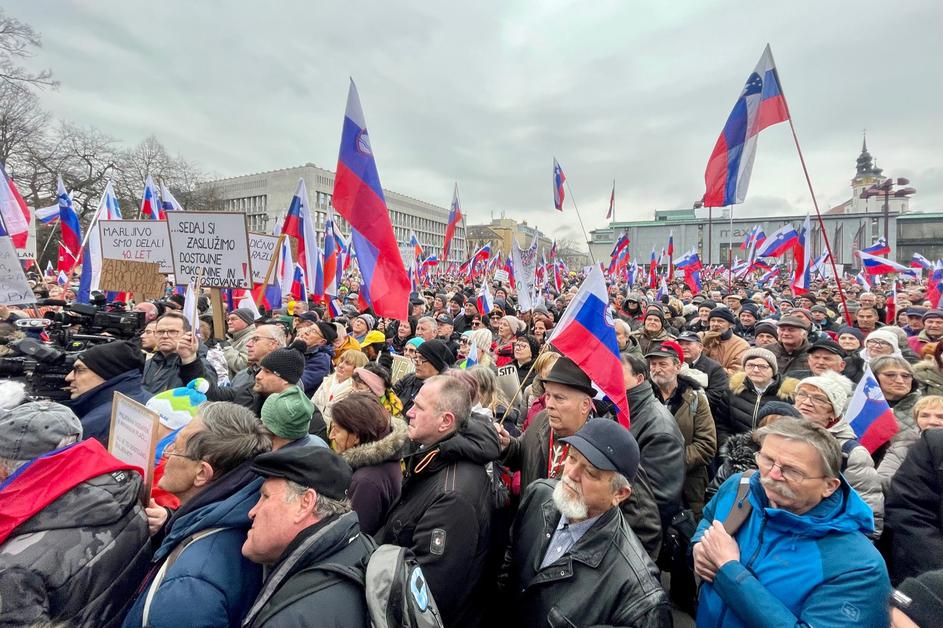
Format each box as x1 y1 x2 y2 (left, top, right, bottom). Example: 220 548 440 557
548 265 630 428
846 368 900 453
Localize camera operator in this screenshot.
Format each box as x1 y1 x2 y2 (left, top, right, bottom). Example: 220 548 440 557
62 340 152 445
0 304 25 325
132 301 160 324
142 312 218 394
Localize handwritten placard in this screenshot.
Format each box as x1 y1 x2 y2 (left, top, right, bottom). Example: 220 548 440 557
248 232 280 284
167 211 253 288
493 269 509 284
99 219 173 272
98 259 166 300
108 392 161 505
390 354 415 385
0 235 35 305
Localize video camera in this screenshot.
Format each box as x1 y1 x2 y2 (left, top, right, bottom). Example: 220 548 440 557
0 338 81 402
0 300 146 401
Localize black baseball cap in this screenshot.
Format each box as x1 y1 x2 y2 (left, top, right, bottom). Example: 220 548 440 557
251 446 352 500
561 418 641 481
676 331 703 344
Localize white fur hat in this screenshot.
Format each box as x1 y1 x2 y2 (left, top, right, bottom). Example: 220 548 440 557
798 370 854 417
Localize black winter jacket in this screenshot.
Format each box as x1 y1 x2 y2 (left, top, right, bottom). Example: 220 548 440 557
689 353 730 422
886 429 943 584
241 512 373 628
376 416 500 628
721 372 799 444
393 372 426 415
627 382 685 524
499 480 671 628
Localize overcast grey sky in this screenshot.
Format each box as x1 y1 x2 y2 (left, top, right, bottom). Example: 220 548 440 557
14 0 943 243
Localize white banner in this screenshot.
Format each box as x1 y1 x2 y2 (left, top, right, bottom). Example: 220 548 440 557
511 236 539 312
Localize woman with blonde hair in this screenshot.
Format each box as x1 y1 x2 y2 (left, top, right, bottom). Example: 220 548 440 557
463 328 495 368
311 349 368 425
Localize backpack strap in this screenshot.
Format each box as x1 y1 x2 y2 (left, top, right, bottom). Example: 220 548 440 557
142 527 226 627
722 470 756 536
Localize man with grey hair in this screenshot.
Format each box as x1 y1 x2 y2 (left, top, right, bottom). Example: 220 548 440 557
0 401 151 627
377 375 501 628
124 402 272 628
693 417 891 627
416 315 438 342
239 446 373 627
500 419 670 626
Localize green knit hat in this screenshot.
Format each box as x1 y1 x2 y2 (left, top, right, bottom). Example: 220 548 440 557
260 386 314 440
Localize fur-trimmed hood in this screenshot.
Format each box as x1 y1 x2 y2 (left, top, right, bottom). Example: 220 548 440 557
719 431 760 469
729 371 799 400
341 416 409 470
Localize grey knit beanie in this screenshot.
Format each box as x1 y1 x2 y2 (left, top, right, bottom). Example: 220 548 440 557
741 347 779 375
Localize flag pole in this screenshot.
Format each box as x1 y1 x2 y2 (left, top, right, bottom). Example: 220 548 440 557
563 179 596 264
727 205 733 292
767 46 852 325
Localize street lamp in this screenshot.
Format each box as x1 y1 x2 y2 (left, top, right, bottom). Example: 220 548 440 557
859 177 916 242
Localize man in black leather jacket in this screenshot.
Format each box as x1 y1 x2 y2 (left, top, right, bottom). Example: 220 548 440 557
499 419 671 627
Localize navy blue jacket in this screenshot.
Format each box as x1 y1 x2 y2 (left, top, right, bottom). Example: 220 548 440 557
300 345 333 397
122 474 263 628
65 370 152 446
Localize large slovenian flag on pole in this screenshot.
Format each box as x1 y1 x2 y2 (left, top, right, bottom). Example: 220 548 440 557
703 44 790 207
0 163 30 248
754 223 799 258
80 181 122 302
281 178 321 298
548 265 630 428
846 368 900 453
140 175 162 219
332 79 410 320
443 183 462 262
791 214 812 295
552 157 566 211
57 175 82 273
858 250 914 276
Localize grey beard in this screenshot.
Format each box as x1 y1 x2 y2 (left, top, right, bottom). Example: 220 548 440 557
552 479 588 521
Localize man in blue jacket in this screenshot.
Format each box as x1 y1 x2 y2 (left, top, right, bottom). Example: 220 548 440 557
692 417 890 627
123 401 272 628
64 340 152 445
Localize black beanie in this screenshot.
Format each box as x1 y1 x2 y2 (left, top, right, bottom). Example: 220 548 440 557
80 341 146 380
416 339 454 373
260 341 306 385
709 307 737 325
315 321 338 343
892 568 943 628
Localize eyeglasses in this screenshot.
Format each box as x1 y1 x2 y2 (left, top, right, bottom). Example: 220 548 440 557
744 362 772 371
414 356 429 365
154 329 182 337
865 339 891 347
164 441 198 461
459 338 470 345
70 364 90 375
247 335 275 344
471 321 482 327
755 452 825 483
795 390 832 406
878 371 913 381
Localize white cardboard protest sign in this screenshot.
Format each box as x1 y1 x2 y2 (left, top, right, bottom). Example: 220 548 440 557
108 391 161 505
248 233 280 284
493 269 509 284
496 364 521 400
0 235 35 305
166 212 253 288
99 219 174 272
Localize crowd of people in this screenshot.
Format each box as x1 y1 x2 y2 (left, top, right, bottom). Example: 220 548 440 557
1 272 943 627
